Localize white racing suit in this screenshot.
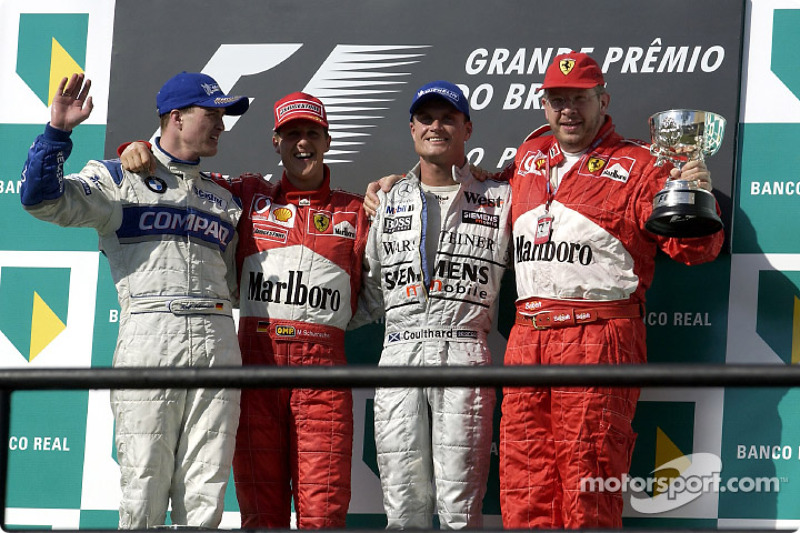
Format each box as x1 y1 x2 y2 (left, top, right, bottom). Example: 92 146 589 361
20 125 242 528
355 162 512 528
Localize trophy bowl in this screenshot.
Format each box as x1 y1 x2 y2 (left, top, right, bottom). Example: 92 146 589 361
645 109 726 238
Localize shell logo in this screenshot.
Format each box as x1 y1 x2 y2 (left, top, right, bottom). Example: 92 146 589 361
273 207 293 222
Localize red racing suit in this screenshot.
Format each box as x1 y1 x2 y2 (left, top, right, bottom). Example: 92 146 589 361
221 168 368 528
497 116 723 528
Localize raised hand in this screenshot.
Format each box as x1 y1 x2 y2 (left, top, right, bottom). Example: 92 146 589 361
51 73 94 132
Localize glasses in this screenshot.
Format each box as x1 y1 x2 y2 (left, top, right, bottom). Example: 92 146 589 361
544 93 600 111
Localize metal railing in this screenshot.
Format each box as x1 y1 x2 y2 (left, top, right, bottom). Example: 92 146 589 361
3 363 799 532
2 363 800 390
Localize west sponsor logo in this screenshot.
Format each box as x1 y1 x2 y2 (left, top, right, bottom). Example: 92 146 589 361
247 270 341 311
463 191 505 208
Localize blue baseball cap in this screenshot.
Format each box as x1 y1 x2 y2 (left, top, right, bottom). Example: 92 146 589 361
409 80 470 121
156 72 249 116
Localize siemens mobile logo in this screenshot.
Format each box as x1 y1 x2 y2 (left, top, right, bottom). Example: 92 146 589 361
462 210 499 229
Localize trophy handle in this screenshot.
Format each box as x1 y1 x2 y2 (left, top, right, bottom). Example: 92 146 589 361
650 144 671 168
649 143 691 171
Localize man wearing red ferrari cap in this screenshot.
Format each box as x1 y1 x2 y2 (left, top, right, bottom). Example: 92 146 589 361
496 52 723 528
119 91 368 529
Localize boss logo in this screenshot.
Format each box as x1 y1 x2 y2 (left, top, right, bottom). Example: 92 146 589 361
383 216 412 234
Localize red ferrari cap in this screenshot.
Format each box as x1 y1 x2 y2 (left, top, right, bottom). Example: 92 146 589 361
541 52 605 90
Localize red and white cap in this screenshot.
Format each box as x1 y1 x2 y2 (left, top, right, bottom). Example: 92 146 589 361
273 92 328 131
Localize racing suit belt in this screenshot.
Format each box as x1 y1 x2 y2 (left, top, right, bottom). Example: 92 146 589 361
128 296 233 316
515 299 643 330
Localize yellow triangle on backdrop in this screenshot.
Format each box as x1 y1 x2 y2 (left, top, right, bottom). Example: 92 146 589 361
48 37 84 106
30 291 66 361
653 427 691 496
792 295 800 364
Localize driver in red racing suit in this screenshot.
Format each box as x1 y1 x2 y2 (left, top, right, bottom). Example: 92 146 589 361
229 93 368 528
496 52 724 528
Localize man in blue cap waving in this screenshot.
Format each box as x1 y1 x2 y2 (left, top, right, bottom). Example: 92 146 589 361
20 71 249 529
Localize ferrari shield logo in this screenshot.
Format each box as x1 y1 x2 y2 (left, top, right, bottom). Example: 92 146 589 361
313 213 331 232
587 157 606 173
559 58 576 75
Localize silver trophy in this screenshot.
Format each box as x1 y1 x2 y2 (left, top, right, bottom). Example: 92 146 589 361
645 109 726 238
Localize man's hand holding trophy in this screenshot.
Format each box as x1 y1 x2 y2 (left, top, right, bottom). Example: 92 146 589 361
645 109 726 238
